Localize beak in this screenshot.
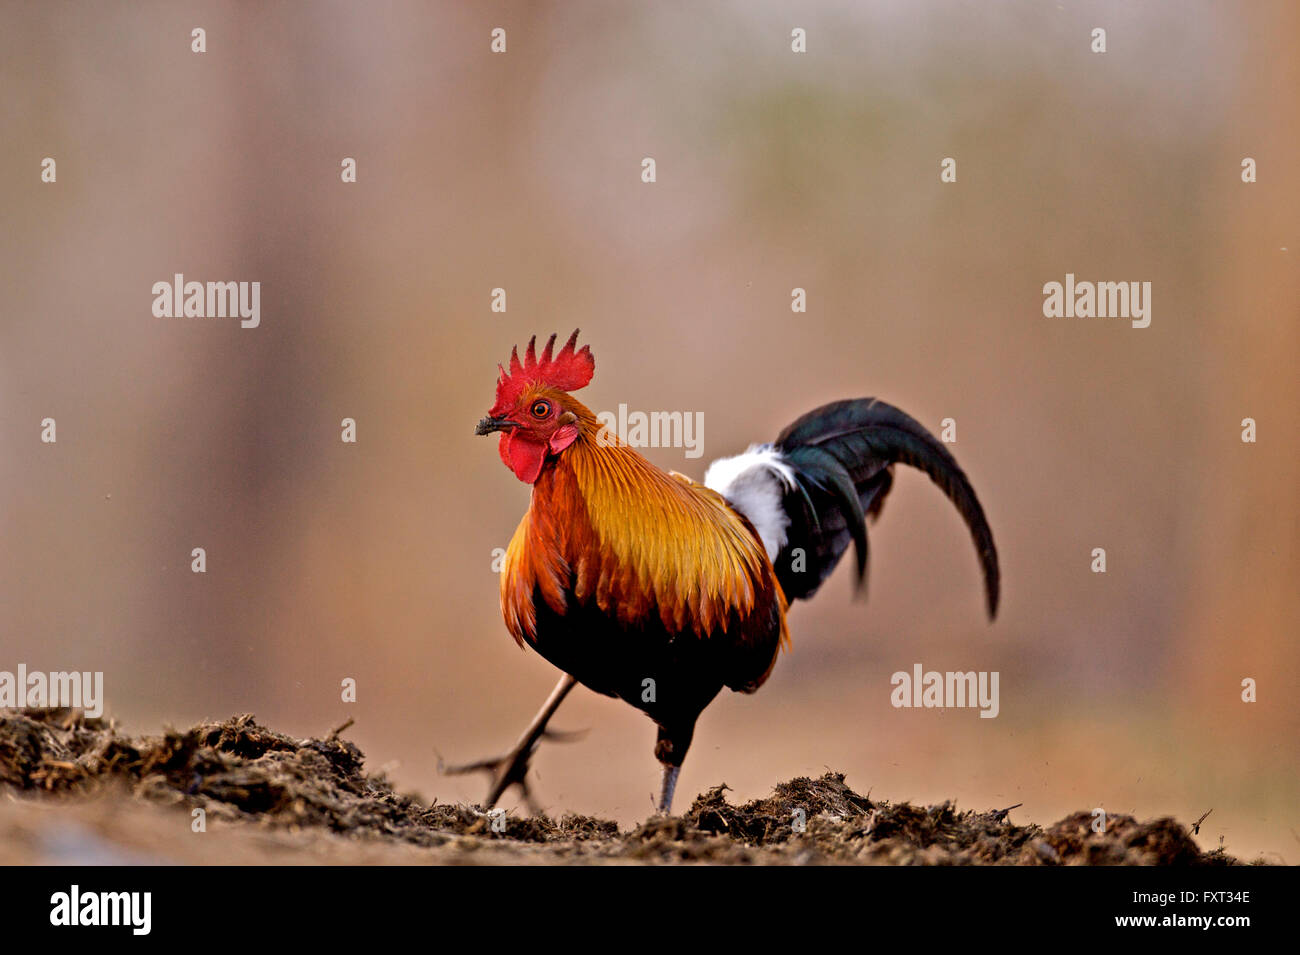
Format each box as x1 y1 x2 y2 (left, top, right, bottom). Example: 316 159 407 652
475 415 517 436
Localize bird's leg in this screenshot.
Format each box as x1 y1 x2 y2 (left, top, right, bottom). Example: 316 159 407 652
658 764 681 815
653 723 693 815
441 672 579 813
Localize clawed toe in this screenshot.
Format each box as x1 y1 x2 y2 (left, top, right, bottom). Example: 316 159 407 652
440 674 581 814
440 725 585 814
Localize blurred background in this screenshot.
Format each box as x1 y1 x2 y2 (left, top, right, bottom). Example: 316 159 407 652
2 1 1296 860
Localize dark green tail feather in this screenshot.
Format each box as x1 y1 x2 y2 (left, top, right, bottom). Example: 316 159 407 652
772 398 1000 619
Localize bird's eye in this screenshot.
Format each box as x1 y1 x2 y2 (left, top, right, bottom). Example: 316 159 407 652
530 400 551 418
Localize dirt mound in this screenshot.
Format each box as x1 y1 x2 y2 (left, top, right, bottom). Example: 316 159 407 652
0 708 1243 865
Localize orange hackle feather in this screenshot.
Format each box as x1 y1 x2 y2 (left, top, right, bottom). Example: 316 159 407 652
499 402 791 692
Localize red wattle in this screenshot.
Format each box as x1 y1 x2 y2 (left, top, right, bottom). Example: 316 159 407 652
502 433 548 484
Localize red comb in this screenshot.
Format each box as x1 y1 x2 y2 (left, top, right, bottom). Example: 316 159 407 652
491 330 595 414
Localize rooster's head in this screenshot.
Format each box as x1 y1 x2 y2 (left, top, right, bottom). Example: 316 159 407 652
476 330 596 483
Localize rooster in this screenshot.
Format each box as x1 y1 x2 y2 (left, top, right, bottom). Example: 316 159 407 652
453 330 999 814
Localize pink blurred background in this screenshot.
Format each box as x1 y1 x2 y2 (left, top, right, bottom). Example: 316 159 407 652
2 1 1296 859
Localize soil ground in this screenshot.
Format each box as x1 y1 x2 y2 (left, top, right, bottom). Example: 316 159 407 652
0 709 1250 865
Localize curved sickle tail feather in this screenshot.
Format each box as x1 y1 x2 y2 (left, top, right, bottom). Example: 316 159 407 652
760 398 1000 617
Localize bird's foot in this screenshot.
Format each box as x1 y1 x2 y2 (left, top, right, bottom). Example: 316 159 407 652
440 727 585 816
